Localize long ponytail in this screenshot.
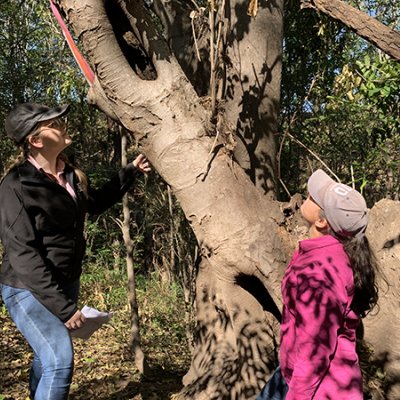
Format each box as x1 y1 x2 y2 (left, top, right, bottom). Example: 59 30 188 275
1 125 43 181
58 153 88 198
1 143 30 181
339 235 379 317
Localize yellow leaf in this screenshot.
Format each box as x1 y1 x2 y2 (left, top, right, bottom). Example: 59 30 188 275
347 90 354 100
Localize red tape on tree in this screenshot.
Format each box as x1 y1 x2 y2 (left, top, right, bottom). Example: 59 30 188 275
49 0 95 85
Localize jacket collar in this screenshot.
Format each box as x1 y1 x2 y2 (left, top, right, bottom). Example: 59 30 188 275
18 159 74 182
27 155 66 179
298 234 341 254
17 160 83 209
18 159 48 182
17 160 79 200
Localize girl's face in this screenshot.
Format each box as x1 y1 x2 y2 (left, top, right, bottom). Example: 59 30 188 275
300 196 329 237
300 195 321 225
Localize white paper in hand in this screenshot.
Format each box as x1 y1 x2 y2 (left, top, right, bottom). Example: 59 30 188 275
70 305 113 340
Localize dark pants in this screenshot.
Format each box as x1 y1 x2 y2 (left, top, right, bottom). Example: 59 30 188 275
257 366 288 400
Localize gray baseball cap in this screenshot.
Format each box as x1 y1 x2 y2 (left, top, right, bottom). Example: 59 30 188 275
307 169 368 237
5 103 70 144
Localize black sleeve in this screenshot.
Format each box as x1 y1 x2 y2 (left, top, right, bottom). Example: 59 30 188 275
87 163 138 215
0 179 78 322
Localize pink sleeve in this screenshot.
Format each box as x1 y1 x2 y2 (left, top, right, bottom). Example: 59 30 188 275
285 269 345 400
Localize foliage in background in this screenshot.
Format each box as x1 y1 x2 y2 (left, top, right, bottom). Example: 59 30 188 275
82 142 198 308
0 0 94 169
315 54 399 203
279 0 400 205
79 261 191 362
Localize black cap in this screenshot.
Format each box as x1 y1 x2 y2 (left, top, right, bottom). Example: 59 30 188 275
5 103 70 144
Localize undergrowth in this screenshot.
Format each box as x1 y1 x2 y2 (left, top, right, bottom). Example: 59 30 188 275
80 262 193 370
0 263 192 400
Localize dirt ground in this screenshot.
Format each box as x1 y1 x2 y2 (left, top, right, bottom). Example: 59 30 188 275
0 303 390 400
0 311 188 400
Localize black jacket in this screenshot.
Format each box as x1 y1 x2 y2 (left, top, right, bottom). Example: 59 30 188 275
0 160 138 322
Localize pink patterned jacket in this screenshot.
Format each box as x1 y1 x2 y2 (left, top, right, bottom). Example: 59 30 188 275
280 235 363 400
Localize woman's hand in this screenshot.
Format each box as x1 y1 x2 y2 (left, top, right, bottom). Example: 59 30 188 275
65 310 86 330
132 154 151 173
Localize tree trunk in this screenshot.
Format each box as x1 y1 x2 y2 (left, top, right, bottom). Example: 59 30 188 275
54 0 400 398
150 0 210 96
56 1 287 396
222 0 283 196
301 0 400 61
363 199 400 400
151 0 284 196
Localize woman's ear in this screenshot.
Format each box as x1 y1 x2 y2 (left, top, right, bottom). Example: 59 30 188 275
28 134 43 149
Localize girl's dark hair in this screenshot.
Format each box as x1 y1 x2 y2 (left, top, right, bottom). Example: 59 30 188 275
339 235 379 318
319 210 379 318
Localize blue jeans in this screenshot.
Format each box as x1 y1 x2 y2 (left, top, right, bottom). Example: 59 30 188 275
257 366 288 400
1 281 79 400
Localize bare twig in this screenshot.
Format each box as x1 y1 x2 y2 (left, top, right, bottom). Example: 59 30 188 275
111 216 124 230
214 0 225 68
285 130 340 182
277 78 317 184
198 129 221 181
191 0 201 12
209 0 216 122
279 178 292 198
277 77 340 191
190 11 202 61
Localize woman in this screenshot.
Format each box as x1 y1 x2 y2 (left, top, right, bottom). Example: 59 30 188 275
258 169 378 400
0 102 150 399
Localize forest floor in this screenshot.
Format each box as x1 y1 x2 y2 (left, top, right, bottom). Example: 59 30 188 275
0 269 193 400
0 310 189 400
1 308 387 400
0 263 388 400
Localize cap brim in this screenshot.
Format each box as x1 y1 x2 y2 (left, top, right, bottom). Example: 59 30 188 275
37 104 70 122
307 169 336 208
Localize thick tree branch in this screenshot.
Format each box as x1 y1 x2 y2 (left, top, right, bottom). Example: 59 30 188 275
302 0 400 61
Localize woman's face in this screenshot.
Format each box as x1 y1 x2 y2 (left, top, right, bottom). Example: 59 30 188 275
37 118 72 152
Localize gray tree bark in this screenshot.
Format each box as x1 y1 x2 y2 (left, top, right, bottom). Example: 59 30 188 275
56 0 286 396
302 0 400 61
151 0 283 196
363 199 400 400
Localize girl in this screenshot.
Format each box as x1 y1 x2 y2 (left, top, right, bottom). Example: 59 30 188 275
258 169 378 400
0 102 150 399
